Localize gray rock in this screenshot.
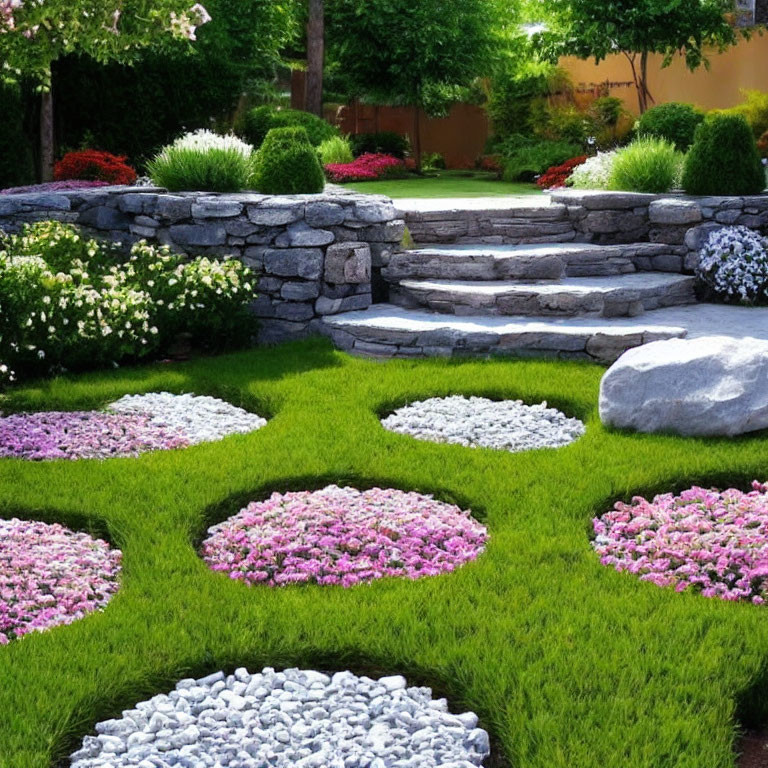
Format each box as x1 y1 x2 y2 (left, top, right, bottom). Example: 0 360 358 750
325 242 372 284
275 221 335 247
600 336 768 436
648 199 702 225
169 224 227 246
79 206 129 230
247 201 304 226
191 198 244 218
263 248 324 280
155 195 192 221
281 281 320 301
305 202 346 227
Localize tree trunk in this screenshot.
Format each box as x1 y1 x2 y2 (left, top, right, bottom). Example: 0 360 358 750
305 0 324 117
638 51 655 113
40 74 54 182
412 105 422 173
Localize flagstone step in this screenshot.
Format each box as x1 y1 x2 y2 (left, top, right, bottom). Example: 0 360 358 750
320 303 690 363
389 272 697 318
383 243 677 282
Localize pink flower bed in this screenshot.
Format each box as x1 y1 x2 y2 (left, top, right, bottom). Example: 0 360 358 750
202 485 488 587
0 411 188 461
0 518 121 644
0 180 111 195
593 481 768 604
325 153 405 183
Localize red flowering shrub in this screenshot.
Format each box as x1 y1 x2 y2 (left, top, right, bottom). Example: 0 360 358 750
54 150 137 185
536 156 588 190
325 153 405 183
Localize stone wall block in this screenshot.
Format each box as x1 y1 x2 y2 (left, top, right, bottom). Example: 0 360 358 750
263 248 324 280
191 198 244 218
274 221 335 247
305 202 346 227
169 223 227 247
324 242 371 285
247 202 304 226
79 206 129 231
648 199 702 225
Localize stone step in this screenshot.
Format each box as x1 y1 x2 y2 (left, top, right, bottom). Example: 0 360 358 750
383 243 678 282
389 273 697 318
320 304 689 363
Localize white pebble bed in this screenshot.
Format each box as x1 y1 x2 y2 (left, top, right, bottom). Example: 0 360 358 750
109 392 267 445
70 667 490 768
382 395 585 453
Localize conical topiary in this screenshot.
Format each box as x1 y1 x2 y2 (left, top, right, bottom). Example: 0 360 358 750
253 126 326 195
682 114 766 196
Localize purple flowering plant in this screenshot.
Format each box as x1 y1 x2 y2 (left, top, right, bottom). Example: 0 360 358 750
0 518 122 645
593 481 768 604
202 485 488 587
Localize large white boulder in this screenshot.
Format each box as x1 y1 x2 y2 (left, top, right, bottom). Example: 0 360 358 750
599 335 768 436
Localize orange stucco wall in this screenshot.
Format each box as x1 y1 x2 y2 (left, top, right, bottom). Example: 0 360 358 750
562 34 768 115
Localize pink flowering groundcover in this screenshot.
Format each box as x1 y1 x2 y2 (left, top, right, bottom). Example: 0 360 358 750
593 481 768 604
202 485 488 587
0 519 122 644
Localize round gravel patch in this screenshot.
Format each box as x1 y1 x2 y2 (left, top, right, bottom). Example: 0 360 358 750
381 395 585 453
0 518 121 644
0 393 267 461
70 667 491 767
202 485 487 587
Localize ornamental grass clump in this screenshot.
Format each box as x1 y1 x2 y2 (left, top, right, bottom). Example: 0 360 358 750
253 126 326 195
593 482 768 604
318 135 354 165
201 485 488 587
697 226 768 304
682 114 766 196
0 518 121 644
147 129 257 192
608 137 682 194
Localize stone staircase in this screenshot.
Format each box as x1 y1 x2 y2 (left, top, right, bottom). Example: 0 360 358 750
320 200 702 363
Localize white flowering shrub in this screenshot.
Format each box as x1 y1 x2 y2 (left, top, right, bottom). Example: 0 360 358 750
697 226 768 304
0 221 255 385
568 151 617 190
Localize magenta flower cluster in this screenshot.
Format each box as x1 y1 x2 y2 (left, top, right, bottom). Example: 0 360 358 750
0 411 188 460
324 154 404 183
0 518 122 644
202 485 488 587
593 481 768 604
0 180 111 195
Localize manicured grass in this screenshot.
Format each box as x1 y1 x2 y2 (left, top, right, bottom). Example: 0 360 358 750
1 339 768 767
342 170 541 198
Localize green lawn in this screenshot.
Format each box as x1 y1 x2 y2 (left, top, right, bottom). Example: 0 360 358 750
2 340 768 767
342 170 541 198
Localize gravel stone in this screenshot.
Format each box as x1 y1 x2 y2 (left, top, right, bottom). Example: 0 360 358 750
70 667 490 768
382 395 585 452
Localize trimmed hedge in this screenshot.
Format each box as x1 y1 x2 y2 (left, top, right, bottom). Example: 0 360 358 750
635 103 704 152
253 126 326 194
239 106 340 148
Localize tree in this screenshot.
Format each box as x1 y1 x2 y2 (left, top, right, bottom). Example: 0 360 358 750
305 0 324 116
0 0 212 180
326 0 504 170
534 0 738 113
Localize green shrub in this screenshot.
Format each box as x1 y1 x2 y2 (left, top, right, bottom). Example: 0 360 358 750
349 132 409 159
0 84 34 189
608 137 682 193
318 136 354 165
682 114 766 196
501 140 583 182
715 90 768 139
147 130 257 192
635 103 705 151
253 126 326 195
238 106 339 148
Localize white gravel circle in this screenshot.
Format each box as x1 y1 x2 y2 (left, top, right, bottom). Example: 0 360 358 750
108 392 267 446
70 667 490 768
382 395 585 452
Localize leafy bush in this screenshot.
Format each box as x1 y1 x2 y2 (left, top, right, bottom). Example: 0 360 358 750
682 114 766 196
697 226 768 304
325 153 406 183
0 221 255 385
568 151 618 190
422 152 446 172
349 132 410 159
535 104 592 144
238 106 339 148
147 130 257 192
318 136 354 165
715 90 768 140
635 103 705 151
537 156 588 190
54 150 137 185
608 137 682 194
501 140 583 182
253 127 326 195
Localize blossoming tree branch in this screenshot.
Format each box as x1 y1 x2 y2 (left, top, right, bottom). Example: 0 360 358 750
0 0 211 179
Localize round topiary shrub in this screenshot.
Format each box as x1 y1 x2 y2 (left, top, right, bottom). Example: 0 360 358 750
682 114 766 196
635 102 705 151
608 137 682 194
238 105 340 148
253 126 326 195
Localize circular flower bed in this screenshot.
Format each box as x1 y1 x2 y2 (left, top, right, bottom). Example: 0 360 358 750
593 481 768 604
202 485 487 587
381 396 585 453
0 518 121 645
70 667 490 766
0 393 266 461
